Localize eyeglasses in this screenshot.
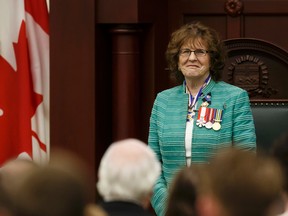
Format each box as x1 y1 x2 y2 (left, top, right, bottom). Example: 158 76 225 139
179 49 209 58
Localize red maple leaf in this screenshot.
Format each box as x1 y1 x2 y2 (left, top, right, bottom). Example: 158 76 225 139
0 21 43 165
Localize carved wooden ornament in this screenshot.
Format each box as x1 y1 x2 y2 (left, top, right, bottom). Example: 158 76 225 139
224 0 244 17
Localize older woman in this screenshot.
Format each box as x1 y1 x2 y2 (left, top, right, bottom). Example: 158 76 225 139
148 22 256 216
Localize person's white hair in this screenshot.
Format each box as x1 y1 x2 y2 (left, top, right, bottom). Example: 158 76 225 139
97 138 161 203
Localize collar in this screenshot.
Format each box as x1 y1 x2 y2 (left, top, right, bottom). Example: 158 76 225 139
181 78 216 95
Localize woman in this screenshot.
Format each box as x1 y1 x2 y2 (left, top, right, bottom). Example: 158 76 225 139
148 22 256 216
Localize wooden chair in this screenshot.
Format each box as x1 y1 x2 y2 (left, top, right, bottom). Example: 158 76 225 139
223 38 288 152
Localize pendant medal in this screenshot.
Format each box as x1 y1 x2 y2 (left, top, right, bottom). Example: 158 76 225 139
212 109 223 131
205 108 215 129
212 122 221 131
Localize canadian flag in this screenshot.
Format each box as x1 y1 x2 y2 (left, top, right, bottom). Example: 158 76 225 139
0 0 49 165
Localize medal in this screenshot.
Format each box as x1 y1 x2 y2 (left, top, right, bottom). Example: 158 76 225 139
187 110 195 122
205 108 215 129
185 75 212 124
205 121 213 129
212 109 223 131
196 107 207 127
201 101 209 107
212 122 221 131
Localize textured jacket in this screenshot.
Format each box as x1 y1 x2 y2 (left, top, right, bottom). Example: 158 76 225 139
148 79 256 216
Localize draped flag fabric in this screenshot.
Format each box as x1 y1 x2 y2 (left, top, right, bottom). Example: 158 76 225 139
0 0 49 165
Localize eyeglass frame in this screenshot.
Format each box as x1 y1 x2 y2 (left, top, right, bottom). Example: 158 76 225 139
178 49 210 58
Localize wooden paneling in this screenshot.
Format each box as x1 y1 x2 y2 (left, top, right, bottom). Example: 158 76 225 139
97 0 138 23
168 0 288 44
50 0 96 200
244 16 288 49
167 0 288 100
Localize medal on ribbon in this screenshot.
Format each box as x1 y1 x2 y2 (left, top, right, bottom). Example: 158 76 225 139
205 108 215 129
187 110 195 122
185 77 211 123
212 109 223 131
196 107 207 127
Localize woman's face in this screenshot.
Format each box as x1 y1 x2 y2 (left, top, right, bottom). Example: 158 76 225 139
178 38 210 80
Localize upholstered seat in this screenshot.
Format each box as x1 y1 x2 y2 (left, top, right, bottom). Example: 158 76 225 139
251 102 288 153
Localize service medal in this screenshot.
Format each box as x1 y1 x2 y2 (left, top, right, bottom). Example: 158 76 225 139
205 108 215 129
212 122 221 131
205 121 213 129
212 109 223 131
196 107 207 127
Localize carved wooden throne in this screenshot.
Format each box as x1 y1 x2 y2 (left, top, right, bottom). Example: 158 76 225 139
223 38 288 152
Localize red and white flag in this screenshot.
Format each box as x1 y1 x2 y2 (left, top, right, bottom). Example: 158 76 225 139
0 0 49 165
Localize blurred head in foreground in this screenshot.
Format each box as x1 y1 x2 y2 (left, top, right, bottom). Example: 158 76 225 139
13 149 92 216
197 148 284 216
97 138 161 208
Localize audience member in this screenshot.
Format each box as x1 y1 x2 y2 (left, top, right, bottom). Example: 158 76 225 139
196 148 284 216
165 165 206 216
0 158 38 215
0 182 13 216
0 158 38 196
48 148 95 202
97 138 161 216
84 204 108 216
271 132 288 216
12 149 93 216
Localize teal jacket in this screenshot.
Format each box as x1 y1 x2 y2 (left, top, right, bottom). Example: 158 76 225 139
148 80 256 216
